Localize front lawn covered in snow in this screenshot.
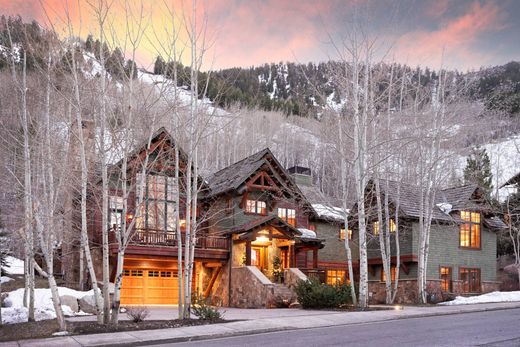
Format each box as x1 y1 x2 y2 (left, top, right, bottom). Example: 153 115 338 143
439 291 520 305
2 286 93 324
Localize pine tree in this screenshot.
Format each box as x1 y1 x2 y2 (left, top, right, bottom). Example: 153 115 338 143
463 145 493 197
153 56 165 75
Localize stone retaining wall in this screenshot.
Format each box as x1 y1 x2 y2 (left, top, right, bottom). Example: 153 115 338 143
230 266 275 308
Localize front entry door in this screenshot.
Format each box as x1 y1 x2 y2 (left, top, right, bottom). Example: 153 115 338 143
251 246 267 272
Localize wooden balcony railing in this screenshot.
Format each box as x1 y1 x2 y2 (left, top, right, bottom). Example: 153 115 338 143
110 228 229 250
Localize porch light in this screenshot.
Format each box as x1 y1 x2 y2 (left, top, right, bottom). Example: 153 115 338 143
255 229 270 243
126 213 134 221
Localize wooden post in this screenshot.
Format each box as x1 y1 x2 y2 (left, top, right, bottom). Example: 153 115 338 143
289 244 295 268
313 248 318 269
245 241 252 266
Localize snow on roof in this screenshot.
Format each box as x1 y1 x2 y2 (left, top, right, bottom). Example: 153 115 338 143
312 204 346 222
436 202 453 215
298 228 317 239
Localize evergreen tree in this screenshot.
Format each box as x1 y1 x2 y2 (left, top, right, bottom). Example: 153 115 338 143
154 56 165 75
0 229 10 276
463 145 493 197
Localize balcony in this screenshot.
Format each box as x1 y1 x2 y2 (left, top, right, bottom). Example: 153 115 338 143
110 228 229 250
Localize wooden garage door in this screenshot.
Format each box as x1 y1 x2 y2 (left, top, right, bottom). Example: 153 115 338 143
121 268 179 305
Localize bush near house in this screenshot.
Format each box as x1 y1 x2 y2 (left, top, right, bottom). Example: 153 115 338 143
191 293 224 321
294 278 351 309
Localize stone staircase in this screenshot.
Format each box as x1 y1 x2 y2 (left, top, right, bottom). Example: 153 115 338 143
271 283 297 306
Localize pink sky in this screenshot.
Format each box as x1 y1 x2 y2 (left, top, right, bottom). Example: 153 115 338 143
1 0 518 71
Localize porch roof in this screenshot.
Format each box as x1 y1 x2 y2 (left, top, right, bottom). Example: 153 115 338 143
226 215 302 239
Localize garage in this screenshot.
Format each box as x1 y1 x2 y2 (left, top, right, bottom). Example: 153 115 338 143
121 268 179 305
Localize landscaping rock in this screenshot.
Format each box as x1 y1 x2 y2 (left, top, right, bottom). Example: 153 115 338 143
289 301 301 309
79 294 97 314
60 295 79 312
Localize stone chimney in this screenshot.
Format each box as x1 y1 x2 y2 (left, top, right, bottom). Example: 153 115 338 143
287 166 312 187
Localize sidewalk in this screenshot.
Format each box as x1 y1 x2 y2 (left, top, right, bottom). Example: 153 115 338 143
3 302 520 347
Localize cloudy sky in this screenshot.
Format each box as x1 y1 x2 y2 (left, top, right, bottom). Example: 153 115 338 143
1 0 519 71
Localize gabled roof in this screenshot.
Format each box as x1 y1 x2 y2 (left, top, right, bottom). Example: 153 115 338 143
206 148 314 211
226 215 302 238
362 179 505 229
206 149 270 197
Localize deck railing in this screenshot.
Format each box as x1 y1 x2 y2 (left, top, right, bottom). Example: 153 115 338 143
111 228 229 250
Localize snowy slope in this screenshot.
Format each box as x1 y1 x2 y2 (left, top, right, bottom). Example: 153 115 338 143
438 291 520 305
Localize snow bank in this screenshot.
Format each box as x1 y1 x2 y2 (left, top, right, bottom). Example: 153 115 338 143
1 287 94 324
1 276 14 284
438 291 520 306
4 256 24 275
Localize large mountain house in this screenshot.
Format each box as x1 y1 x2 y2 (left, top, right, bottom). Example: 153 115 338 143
84 128 324 308
348 180 507 304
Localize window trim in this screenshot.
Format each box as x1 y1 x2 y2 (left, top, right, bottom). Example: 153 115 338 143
459 211 482 250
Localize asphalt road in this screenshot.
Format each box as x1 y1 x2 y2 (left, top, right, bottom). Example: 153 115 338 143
152 308 520 347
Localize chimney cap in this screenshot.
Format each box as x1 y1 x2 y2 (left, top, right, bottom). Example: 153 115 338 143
287 166 311 176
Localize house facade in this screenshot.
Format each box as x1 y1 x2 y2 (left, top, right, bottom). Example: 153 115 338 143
352 180 505 303
86 128 323 308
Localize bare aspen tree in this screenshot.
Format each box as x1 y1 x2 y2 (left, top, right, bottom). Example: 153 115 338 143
6 22 35 322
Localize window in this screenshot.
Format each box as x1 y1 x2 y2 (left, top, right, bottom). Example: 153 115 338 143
339 228 353 241
440 266 452 292
389 219 396 233
460 268 481 293
326 270 346 285
309 224 316 232
373 219 396 236
381 265 397 282
109 196 124 231
460 211 481 249
245 200 267 215
373 221 380 236
130 270 143 277
148 270 160 277
135 173 178 231
278 207 296 226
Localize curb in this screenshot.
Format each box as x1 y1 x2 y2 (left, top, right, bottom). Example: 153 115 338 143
83 304 520 347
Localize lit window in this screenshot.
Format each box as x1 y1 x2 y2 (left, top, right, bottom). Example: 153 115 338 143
246 200 267 215
459 211 480 249
390 219 396 233
381 265 397 282
326 270 346 285
373 221 380 236
339 228 353 241
135 173 177 231
278 208 296 226
440 267 452 292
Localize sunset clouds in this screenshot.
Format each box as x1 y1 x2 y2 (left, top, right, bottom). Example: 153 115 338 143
1 0 518 70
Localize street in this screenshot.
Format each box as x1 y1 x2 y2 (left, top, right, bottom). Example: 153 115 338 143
152 308 520 347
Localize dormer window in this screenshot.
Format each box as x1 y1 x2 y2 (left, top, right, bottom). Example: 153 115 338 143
460 211 481 249
278 207 296 226
245 200 266 215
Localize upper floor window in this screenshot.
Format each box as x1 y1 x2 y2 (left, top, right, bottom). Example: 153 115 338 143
109 196 124 230
460 211 481 249
278 207 296 226
135 173 178 231
373 219 396 236
245 200 267 215
339 228 353 241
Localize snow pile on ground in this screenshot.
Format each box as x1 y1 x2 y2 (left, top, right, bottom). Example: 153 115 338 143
1 276 14 284
4 256 24 275
2 287 93 324
439 291 520 306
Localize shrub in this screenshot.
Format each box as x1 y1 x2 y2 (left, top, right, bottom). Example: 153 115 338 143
125 306 150 323
294 278 351 309
191 293 224 321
